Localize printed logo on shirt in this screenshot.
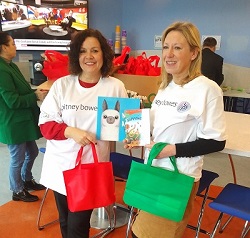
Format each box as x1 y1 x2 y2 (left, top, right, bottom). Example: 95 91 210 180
62 104 97 111
154 99 178 107
177 101 191 112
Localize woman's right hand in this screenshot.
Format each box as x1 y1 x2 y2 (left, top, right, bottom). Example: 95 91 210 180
123 139 142 150
64 127 96 146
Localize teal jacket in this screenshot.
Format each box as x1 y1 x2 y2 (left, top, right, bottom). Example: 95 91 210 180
0 57 42 144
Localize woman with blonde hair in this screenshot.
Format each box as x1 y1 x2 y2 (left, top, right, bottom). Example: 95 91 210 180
129 21 227 238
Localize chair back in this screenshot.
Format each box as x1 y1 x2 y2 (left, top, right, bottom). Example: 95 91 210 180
110 152 143 179
197 170 219 195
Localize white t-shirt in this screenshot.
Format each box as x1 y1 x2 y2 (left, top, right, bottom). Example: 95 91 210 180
39 75 127 195
146 75 227 181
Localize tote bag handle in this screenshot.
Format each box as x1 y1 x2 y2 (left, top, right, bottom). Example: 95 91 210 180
147 142 179 173
75 143 98 168
44 50 68 63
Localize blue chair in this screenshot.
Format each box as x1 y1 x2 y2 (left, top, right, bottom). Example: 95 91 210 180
109 152 144 238
187 170 219 237
209 183 250 238
37 187 59 230
110 152 144 180
39 147 46 154
37 147 59 230
89 152 144 237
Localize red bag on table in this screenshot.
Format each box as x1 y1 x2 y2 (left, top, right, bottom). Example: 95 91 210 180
63 143 115 212
120 52 161 76
148 55 161 76
113 46 131 66
42 50 69 80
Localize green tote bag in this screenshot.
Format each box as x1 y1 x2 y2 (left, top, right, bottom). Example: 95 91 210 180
123 142 195 222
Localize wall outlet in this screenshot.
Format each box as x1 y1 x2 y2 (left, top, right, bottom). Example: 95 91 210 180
154 35 162 48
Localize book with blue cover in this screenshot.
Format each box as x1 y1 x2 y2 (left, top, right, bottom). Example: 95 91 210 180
96 97 140 142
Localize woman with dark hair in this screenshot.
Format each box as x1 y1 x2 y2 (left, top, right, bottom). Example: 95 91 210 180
38 28 127 238
0 31 47 203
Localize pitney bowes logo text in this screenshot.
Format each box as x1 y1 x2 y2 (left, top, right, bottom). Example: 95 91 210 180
62 104 97 111
154 100 191 112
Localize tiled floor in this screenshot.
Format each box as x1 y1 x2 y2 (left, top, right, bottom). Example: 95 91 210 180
1 138 250 206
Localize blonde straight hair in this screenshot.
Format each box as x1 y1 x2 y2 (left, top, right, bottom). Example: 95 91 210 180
159 21 202 89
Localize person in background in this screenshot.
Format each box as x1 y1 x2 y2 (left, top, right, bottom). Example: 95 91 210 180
31 8 41 20
201 37 224 86
12 7 18 20
61 9 76 30
3 8 13 21
54 9 63 21
0 32 47 202
38 28 127 238
66 9 76 26
126 22 227 238
18 8 27 20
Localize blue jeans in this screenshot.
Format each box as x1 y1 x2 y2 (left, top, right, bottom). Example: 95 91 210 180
7 141 39 193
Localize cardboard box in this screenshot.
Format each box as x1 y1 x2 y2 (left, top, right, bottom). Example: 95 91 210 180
37 80 54 90
114 73 162 97
37 74 162 98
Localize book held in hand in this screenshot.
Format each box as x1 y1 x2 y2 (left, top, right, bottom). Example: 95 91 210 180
123 108 151 147
96 97 140 141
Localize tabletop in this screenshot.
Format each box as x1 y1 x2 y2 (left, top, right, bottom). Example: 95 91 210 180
223 89 250 99
222 111 250 157
37 80 54 90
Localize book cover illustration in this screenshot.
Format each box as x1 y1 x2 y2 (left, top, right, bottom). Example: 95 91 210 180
123 108 151 147
96 97 140 141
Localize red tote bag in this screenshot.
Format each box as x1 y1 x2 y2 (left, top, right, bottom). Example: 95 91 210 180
42 50 69 80
63 143 115 212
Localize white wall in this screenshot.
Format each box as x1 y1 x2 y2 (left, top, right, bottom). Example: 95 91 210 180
131 50 250 91
16 61 31 82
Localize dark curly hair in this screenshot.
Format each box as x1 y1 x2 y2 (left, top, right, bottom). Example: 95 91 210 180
0 31 11 53
68 28 114 77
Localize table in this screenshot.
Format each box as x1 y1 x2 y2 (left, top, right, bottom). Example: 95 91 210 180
223 90 250 114
37 80 54 90
221 111 250 183
43 27 68 37
223 90 250 98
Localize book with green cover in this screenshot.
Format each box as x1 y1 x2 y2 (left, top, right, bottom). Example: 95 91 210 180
123 108 151 147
